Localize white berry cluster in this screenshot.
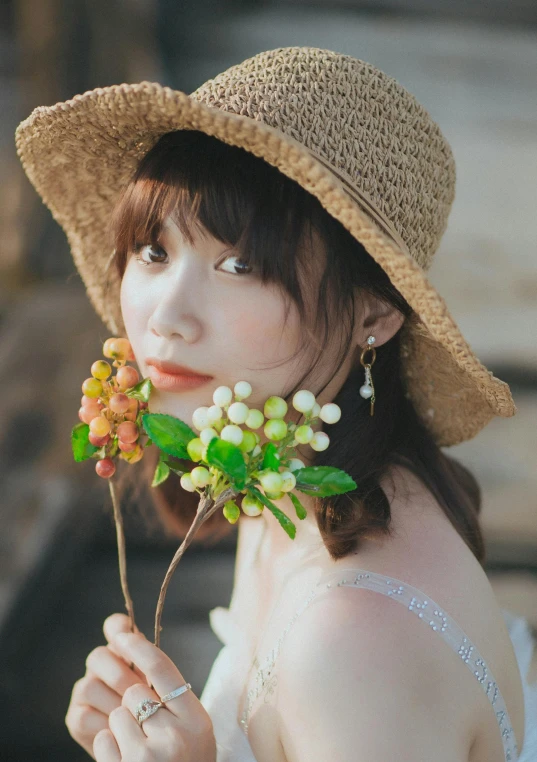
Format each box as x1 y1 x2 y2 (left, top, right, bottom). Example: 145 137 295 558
178 382 341 520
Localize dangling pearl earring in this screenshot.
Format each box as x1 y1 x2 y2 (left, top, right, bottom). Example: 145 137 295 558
359 335 376 416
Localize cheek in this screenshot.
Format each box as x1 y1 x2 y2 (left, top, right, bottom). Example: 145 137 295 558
224 286 302 368
120 268 150 359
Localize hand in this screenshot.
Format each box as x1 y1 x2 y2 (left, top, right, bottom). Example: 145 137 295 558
65 614 150 759
91 614 216 762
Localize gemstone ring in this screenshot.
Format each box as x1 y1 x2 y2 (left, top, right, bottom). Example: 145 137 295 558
135 684 192 726
135 698 163 726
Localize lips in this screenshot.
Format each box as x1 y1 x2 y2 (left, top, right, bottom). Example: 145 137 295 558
146 358 213 392
146 358 212 377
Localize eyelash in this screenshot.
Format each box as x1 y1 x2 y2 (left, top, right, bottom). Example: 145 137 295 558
132 243 253 275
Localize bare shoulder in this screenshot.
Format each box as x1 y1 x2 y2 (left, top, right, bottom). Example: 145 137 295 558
275 584 473 762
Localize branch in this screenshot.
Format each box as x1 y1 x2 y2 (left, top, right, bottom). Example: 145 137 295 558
109 478 136 632
153 486 237 649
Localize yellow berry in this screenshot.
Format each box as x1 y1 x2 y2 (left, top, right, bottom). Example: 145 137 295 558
245 409 264 429
104 337 133 363
220 425 243 446
260 471 283 493
91 360 112 380
190 466 210 488
120 443 144 463
295 425 313 444
292 390 316 413
200 428 219 445
264 396 287 419
241 494 264 516
280 471 296 492
89 416 111 437
82 378 103 398
180 473 196 492
310 431 330 451
239 430 258 453
223 500 240 523
264 419 287 441
187 437 204 462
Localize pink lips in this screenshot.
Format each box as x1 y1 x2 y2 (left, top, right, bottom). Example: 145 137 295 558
146 359 213 392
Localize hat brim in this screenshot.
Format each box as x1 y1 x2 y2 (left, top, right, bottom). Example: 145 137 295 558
14 81 516 446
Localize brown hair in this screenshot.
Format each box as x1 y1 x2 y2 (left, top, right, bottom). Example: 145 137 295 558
108 130 485 564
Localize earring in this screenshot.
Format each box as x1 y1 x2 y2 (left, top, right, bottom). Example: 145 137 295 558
359 335 376 416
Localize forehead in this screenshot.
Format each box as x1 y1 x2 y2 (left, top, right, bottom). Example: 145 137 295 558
160 213 216 245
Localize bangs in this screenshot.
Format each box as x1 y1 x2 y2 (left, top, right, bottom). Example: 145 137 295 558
108 129 330 320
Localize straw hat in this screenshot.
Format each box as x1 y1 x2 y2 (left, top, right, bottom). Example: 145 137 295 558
14 46 515 446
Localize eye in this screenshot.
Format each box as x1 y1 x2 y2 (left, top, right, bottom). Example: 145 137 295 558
133 243 168 266
217 253 254 275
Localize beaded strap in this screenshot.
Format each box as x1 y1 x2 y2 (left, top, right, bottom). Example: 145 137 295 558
239 567 518 762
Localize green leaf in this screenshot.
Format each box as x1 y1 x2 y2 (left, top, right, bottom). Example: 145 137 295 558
168 465 186 477
141 413 196 459
71 423 99 462
151 460 170 487
249 486 296 540
163 453 187 477
206 438 247 490
125 377 153 402
262 442 280 471
289 491 307 520
294 466 357 497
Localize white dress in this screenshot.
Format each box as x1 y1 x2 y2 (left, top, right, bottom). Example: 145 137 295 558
200 527 537 762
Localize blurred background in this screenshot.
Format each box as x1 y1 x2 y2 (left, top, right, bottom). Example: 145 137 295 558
1 1 536 759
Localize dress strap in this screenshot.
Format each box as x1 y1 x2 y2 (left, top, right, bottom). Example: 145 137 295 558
239 567 519 762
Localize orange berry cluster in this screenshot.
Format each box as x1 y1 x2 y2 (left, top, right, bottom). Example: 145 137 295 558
78 338 147 478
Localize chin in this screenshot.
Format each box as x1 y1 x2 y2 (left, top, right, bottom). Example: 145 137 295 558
148 390 198 425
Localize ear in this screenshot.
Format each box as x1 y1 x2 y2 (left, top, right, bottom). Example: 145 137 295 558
353 290 406 350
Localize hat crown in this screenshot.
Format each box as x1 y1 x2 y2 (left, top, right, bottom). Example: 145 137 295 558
191 46 456 270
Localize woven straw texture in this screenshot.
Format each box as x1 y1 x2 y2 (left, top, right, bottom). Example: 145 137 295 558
14 46 516 446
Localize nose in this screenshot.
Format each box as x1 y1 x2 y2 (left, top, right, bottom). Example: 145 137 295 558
147 260 204 343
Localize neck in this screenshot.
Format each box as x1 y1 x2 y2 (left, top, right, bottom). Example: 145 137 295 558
258 442 330 566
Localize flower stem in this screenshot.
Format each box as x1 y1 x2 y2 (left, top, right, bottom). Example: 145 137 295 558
153 485 238 650
108 479 136 633
108 479 137 674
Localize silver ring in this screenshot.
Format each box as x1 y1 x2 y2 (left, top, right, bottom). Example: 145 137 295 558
161 683 192 703
134 684 192 726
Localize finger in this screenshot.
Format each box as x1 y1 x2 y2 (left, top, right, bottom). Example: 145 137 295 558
72 675 122 715
66 703 108 745
86 646 140 697
108 704 146 757
103 613 140 644
110 632 195 719
121 682 179 737
103 614 147 679
93 728 121 762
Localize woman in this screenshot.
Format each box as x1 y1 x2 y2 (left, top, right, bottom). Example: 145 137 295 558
15 47 536 762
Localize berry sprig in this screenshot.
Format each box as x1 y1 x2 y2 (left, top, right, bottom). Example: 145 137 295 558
160 382 349 530
73 337 152 479
71 337 152 644
71 338 357 652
